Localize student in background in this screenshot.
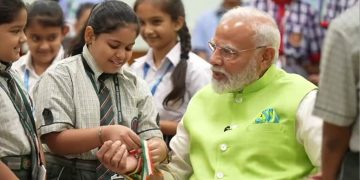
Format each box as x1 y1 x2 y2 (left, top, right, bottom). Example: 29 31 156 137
192 0 242 60
12 1 68 98
63 2 95 49
59 0 101 49
74 2 95 37
320 0 358 28
0 0 45 179
132 0 212 147
33 1 166 179
248 0 324 84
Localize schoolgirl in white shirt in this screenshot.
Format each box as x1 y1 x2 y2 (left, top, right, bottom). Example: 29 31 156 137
12 1 68 97
132 0 211 145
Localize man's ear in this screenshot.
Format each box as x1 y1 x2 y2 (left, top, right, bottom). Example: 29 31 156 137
84 26 95 45
260 47 275 70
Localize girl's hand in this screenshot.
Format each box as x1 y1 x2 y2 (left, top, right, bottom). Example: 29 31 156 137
102 125 141 150
97 140 138 174
147 138 168 164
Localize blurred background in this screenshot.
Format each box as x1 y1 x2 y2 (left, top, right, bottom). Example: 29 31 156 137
21 0 319 52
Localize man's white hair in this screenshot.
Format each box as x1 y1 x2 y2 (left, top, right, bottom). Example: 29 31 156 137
220 6 281 62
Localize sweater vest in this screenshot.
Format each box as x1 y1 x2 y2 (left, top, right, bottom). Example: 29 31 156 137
184 65 317 180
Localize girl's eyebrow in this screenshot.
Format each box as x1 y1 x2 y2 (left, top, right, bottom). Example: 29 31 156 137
149 16 162 19
109 39 135 46
10 25 24 29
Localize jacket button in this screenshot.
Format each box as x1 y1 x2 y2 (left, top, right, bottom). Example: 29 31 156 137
220 144 228 151
216 172 224 179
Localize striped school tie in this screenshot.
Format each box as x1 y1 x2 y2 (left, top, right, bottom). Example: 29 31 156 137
0 68 40 179
80 57 117 179
98 74 115 126
96 73 116 180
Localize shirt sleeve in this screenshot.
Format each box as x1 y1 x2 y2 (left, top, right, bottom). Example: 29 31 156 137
34 65 75 136
135 77 163 140
296 90 323 167
313 17 357 126
158 120 193 179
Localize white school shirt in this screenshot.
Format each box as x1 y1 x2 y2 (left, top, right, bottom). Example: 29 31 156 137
12 47 64 98
34 45 162 160
131 43 212 122
0 67 31 157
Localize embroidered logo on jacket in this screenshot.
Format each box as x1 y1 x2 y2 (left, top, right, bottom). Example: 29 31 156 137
255 108 280 124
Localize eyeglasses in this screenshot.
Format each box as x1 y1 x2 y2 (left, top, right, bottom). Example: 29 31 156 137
208 41 267 61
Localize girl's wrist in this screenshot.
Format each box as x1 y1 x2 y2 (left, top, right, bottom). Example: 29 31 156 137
98 126 104 145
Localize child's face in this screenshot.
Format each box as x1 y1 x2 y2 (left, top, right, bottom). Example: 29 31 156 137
25 22 67 65
136 1 182 51
0 9 27 62
85 24 137 74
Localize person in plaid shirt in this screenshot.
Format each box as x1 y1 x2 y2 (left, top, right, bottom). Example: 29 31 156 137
247 0 324 84
321 0 359 28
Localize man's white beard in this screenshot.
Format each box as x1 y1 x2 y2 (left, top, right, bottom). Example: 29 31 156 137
211 59 259 94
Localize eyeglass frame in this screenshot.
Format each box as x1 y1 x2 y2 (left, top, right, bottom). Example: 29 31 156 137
208 41 267 61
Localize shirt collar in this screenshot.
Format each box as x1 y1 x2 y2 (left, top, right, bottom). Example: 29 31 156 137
82 45 124 80
21 46 65 73
0 61 11 72
24 52 33 71
53 46 65 64
144 42 181 69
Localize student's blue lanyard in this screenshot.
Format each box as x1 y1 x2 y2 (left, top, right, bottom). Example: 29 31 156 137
24 69 30 92
143 62 172 95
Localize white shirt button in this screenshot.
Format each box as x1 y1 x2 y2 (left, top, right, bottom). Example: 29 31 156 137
216 172 224 179
220 144 227 151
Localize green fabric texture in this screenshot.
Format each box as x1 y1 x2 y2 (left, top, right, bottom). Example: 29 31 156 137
184 65 317 179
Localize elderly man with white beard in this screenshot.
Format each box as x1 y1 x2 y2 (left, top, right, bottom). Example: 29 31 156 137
96 6 323 180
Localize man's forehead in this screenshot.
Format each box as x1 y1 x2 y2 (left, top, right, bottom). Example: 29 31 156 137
215 19 255 45
218 18 253 34
216 20 255 38
222 20 245 30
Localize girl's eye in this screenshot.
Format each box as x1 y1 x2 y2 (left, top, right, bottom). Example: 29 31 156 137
47 35 57 41
31 36 40 42
109 44 120 49
11 29 21 34
152 19 162 25
125 45 134 51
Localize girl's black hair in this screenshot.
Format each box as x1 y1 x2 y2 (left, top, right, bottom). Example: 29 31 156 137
0 0 26 25
134 0 191 107
26 1 65 28
68 0 140 56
